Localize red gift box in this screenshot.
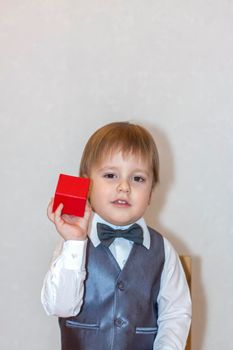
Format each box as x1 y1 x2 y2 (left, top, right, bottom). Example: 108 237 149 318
52 174 90 217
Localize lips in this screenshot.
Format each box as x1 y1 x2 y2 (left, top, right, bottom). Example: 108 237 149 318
112 199 131 206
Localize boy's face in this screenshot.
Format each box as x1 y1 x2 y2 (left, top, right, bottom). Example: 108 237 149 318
89 151 153 226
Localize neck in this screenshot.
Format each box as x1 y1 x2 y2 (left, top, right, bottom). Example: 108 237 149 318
94 213 133 229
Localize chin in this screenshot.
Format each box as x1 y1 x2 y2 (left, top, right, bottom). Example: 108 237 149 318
108 217 136 226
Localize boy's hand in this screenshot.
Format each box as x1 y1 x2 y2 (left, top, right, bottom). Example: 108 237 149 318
47 198 92 241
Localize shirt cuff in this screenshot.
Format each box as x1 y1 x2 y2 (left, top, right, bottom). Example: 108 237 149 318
61 239 88 270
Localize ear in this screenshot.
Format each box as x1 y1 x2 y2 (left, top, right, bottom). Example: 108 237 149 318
80 174 92 200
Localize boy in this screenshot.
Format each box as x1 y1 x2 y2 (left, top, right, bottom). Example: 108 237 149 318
41 122 191 350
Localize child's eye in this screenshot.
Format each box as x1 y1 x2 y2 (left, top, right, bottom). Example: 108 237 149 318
103 173 117 179
133 176 145 183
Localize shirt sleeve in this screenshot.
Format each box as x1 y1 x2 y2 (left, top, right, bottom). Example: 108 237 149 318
41 239 88 317
153 238 192 350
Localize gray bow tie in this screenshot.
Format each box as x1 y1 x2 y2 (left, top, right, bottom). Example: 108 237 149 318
97 222 143 247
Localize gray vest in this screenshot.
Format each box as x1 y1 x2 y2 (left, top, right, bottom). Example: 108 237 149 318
59 227 165 350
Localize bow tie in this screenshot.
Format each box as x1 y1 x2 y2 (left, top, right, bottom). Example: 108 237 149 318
97 222 143 247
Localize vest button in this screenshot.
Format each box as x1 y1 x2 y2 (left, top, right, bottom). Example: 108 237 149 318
117 281 125 291
114 318 123 327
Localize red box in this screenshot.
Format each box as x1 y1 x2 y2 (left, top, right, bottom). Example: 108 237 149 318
52 174 90 217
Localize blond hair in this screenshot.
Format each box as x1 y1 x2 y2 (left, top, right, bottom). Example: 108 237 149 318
79 122 159 188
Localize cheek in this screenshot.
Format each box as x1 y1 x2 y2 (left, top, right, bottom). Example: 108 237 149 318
137 188 152 206
89 181 108 204
89 191 101 213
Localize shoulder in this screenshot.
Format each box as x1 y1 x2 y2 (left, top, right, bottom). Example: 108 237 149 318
147 225 163 238
147 226 179 261
147 226 164 247
147 226 176 248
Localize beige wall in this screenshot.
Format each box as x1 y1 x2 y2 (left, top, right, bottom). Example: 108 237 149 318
1 1 232 349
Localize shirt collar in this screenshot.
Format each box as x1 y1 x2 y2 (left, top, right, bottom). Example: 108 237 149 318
88 212 150 249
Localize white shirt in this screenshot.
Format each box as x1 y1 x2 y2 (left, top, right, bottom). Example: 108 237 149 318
41 214 191 350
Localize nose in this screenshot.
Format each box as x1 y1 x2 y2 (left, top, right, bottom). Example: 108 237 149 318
117 179 130 193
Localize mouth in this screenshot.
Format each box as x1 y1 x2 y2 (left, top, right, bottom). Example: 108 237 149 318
111 199 131 207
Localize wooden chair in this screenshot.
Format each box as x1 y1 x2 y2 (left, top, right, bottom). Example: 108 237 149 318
180 256 191 350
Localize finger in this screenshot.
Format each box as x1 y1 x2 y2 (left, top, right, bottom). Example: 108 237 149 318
54 203 64 226
47 197 55 222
